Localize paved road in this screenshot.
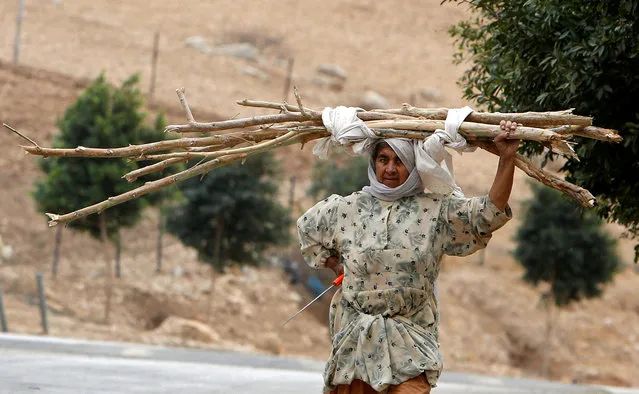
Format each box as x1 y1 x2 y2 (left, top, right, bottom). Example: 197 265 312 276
1 334 637 394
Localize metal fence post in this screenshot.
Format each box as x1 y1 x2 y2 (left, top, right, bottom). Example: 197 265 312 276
36 273 49 334
0 285 8 333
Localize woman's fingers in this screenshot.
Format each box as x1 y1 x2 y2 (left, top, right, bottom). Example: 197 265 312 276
499 120 520 133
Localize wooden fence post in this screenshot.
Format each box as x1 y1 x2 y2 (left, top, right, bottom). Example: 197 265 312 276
13 0 25 64
283 58 294 101
156 207 164 274
51 226 63 278
288 175 296 210
149 32 160 100
0 284 8 333
36 273 49 334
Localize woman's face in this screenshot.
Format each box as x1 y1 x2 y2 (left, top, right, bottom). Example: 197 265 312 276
374 145 409 188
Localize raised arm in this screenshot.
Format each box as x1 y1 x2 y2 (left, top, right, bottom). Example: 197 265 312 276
489 120 521 211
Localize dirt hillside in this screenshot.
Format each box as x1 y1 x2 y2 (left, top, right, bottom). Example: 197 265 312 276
0 0 637 389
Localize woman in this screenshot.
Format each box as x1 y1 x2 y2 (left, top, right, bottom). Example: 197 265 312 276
298 109 519 393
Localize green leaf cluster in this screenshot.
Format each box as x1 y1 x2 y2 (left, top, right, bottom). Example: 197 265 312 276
307 149 370 199
32 73 175 241
166 152 291 271
448 0 639 261
514 184 620 307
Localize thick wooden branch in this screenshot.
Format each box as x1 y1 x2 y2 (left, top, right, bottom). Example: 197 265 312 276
473 140 595 207
552 125 623 143
366 119 566 142
134 130 305 161
379 104 592 127
22 129 290 158
165 112 321 133
10 92 618 223
366 119 577 159
236 99 413 121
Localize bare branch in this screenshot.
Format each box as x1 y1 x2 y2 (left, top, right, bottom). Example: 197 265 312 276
553 125 623 143
123 157 187 182
293 86 308 118
134 130 316 161
366 119 577 159
473 140 595 207
12 96 618 222
378 104 592 127
22 130 291 158
236 99 413 121
237 99 319 116
176 88 195 124
46 153 247 227
165 112 321 133
4 123 42 150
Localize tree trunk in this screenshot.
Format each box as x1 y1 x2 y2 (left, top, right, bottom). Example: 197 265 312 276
99 213 113 324
156 208 164 274
477 247 486 266
115 227 122 278
288 175 296 210
208 218 224 323
51 226 63 278
541 265 557 378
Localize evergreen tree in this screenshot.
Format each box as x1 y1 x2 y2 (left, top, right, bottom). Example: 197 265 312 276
514 184 621 307
33 73 174 277
166 152 291 271
447 0 639 261
513 183 620 375
307 149 369 199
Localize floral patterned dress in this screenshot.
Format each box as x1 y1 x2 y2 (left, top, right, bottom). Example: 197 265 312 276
297 191 511 393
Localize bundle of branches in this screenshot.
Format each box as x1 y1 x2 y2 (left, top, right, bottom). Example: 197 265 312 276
8 88 622 227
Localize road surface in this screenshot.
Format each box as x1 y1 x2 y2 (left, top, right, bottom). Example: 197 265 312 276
1 334 637 394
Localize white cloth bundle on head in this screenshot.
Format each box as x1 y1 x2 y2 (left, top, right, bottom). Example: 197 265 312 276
414 106 477 196
315 106 476 200
313 106 378 158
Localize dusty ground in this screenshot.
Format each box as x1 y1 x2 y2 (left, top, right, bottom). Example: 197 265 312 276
0 0 637 389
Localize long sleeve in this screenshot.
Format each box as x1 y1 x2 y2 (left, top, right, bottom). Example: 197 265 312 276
297 194 342 269
439 194 512 257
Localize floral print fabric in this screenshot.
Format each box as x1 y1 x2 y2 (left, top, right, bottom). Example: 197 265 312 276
297 192 511 393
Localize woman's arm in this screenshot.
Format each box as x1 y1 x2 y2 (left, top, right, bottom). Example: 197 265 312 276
489 120 521 211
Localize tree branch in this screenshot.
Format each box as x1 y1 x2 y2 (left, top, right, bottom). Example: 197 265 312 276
46 153 248 227
473 140 595 207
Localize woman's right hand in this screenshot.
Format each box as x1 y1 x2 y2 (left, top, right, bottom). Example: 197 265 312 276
326 255 344 277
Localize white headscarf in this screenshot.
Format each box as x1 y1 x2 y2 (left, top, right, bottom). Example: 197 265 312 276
315 106 476 201
361 138 424 201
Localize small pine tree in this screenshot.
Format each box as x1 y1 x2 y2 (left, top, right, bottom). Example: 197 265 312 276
514 183 621 375
33 73 174 278
514 184 620 306
166 152 291 272
307 149 369 199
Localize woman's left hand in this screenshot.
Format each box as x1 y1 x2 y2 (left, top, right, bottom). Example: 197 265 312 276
494 120 521 158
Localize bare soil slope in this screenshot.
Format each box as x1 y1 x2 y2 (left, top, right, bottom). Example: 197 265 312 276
0 0 637 388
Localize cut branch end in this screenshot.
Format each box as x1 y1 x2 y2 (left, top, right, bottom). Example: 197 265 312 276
45 213 60 227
